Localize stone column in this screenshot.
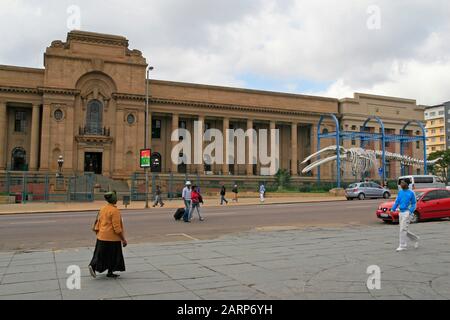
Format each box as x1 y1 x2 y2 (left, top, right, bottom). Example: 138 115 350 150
270 121 278 174
291 123 298 176
64 105 74 172
246 119 254 176
39 104 51 171
171 113 179 174
196 115 205 175
222 117 230 175
29 105 41 171
0 102 7 170
115 108 124 172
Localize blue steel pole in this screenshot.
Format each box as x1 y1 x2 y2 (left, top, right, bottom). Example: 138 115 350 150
423 135 428 175
336 131 341 188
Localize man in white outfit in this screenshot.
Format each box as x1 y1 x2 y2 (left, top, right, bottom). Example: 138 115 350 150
390 180 420 252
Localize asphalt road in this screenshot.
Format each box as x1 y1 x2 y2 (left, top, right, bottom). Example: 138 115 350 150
0 199 388 251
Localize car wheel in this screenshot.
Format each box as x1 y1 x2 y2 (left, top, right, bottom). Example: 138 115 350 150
358 193 365 200
410 212 420 224
383 192 390 199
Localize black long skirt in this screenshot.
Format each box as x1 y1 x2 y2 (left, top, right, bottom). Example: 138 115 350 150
89 239 126 273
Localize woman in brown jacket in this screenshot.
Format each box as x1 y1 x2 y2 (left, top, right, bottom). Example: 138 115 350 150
89 191 127 279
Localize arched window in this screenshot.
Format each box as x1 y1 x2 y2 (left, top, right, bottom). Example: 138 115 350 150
12 147 27 171
86 100 103 135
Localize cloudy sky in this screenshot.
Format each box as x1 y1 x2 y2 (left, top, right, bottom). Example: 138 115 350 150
1 0 449 105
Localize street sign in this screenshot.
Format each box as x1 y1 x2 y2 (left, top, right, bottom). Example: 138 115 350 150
140 149 151 168
378 167 383 177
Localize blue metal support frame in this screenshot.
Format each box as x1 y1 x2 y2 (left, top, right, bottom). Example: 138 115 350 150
401 120 428 176
315 114 428 188
317 114 341 188
361 116 386 185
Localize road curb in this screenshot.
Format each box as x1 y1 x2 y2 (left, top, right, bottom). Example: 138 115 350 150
0 198 348 216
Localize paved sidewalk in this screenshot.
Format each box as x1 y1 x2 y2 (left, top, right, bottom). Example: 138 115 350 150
0 194 346 215
1 221 449 300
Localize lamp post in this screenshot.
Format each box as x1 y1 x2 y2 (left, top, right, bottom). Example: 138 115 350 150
145 66 154 209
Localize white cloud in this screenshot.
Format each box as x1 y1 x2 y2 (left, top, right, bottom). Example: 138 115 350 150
0 0 450 105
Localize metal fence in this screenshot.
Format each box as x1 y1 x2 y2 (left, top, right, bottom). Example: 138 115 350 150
130 172 279 201
0 172 95 203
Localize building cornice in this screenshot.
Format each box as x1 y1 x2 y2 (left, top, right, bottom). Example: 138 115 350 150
149 79 339 104
67 31 129 47
151 97 335 118
37 87 80 96
0 85 39 95
112 93 146 101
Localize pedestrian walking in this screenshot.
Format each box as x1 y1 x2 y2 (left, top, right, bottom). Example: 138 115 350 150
220 185 228 205
259 183 266 202
152 185 165 207
89 191 127 279
232 184 239 202
191 186 204 221
390 179 420 252
182 181 192 222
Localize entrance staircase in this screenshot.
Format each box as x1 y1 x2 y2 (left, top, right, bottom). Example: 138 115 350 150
93 175 130 200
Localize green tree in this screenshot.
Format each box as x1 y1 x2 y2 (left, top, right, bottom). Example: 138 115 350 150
428 150 450 183
275 169 291 191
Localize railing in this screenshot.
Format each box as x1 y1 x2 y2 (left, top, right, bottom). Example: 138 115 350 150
78 126 111 137
0 172 95 203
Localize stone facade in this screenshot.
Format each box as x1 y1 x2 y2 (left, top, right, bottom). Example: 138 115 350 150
0 31 426 182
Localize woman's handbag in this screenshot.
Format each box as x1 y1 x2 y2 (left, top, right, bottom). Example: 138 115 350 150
92 211 100 232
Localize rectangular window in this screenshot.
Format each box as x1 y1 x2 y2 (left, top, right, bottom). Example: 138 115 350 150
14 111 26 133
416 141 420 149
351 139 356 146
151 119 161 139
179 121 187 129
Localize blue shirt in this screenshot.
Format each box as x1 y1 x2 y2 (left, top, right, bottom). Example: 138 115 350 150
391 189 416 213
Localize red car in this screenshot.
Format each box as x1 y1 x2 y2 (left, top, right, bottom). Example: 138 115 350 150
376 188 450 223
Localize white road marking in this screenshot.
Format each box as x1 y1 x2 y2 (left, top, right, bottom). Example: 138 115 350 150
8 220 58 225
166 233 199 241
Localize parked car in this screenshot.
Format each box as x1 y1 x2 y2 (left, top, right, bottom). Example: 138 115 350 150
376 188 450 223
398 175 445 190
345 182 391 200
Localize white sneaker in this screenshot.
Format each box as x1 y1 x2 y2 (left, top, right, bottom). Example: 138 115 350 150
88 265 97 278
414 241 419 249
396 247 407 252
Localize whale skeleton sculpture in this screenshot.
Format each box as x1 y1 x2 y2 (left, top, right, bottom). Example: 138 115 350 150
301 146 440 177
